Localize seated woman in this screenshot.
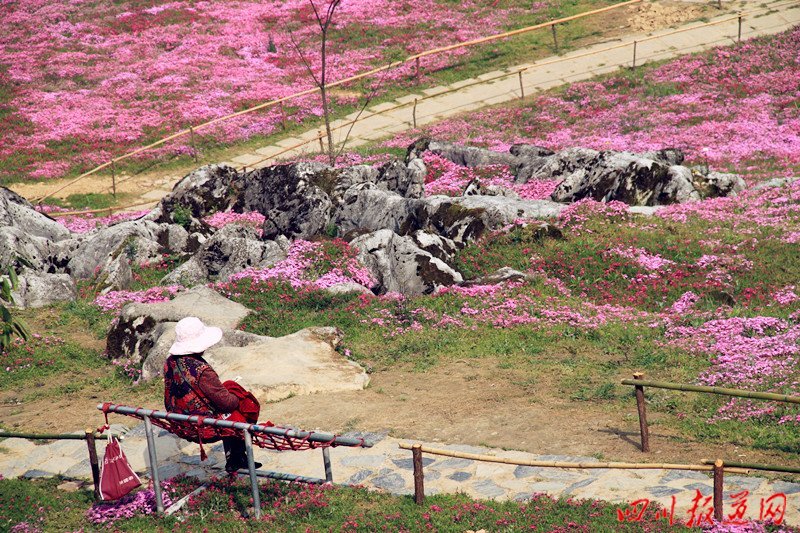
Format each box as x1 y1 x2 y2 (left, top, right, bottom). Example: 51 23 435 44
164 316 261 473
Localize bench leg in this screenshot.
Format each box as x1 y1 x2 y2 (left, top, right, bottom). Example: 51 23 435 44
143 415 164 513
322 447 333 483
244 429 261 519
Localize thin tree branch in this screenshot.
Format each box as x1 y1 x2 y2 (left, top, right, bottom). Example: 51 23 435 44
287 30 321 87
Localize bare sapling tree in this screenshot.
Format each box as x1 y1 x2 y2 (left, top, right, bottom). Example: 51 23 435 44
289 0 342 166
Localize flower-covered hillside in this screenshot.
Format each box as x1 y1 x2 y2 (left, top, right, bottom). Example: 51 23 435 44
0 0 593 181
385 26 800 183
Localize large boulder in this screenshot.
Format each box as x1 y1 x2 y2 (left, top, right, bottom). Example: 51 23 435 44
232 162 333 240
148 165 239 228
374 158 426 199
0 227 59 273
8 270 77 308
106 286 250 364
407 138 517 168
202 327 369 401
335 185 424 239
66 220 162 279
161 226 287 286
1 188 72 242
335 185 563 245
351 229 463 295
550 151 700 206
692 170 746 198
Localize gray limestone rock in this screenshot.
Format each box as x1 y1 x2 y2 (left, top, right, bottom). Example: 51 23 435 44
233 162 333 240
106 286 249 363
161 225 286 286
66 220 161 279
407 138 518 168
335 185 423 238
448 471 472 482
692 170 746 199
753 177 799 190
462 267 531 287
330 165 380 208
148 164 239 229
351 229 463 295
8 270 77 308
97 254 133 293
376 158 426 199
324 282 372 295
0 187 72 241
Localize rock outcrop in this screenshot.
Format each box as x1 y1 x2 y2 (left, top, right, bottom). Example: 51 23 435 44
351 229 463 295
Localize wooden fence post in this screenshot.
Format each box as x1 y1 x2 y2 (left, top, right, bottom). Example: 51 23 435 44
85 429 101 501
634 372 650 452
738 15 742 43
189 126 198 163
412 98 418 128
632 40 637 69
551 24 559 53
713 459 724 521
110 160 117 197
518 70 525 99
412 444 425 505
279 101 288 130
415 57 421 79
318 130 325 153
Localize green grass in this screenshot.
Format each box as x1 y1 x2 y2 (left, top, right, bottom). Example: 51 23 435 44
0 475 697 532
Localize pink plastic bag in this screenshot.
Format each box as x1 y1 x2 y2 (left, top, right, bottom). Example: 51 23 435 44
99 436 141 501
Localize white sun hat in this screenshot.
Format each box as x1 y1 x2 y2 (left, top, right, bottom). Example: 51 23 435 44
169 317 223 355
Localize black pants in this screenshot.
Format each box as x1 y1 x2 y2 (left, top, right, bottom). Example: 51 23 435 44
222 437 248 470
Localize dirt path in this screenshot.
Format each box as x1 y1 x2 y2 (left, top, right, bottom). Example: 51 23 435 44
4 358 783 467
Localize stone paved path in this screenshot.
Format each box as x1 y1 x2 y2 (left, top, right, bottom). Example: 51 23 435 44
2 425 799 525
130 0 800 205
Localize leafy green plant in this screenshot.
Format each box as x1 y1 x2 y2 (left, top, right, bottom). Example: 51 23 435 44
170 205 193 228
1 266 29 351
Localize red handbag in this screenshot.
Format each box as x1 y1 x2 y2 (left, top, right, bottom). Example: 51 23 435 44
99 436 142 501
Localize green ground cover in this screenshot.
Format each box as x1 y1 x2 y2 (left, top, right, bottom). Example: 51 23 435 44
0 475 697 532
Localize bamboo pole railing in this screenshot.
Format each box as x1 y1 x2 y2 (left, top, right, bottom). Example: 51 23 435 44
397 443 749 473
621 378 800 404
622 373 800 454
401 443 756 520
0 430 103 499
701 459 800 474
34 0 642 204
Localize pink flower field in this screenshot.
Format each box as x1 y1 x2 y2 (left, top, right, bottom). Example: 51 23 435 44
384 26 800 181
0 0 553 181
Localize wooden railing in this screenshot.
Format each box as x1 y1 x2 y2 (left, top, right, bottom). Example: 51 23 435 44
621 372 800 453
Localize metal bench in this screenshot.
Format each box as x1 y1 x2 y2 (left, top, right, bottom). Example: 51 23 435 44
98 403 373 518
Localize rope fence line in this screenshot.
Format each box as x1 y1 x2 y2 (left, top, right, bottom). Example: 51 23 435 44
35 0 644 204
399 443 799 523
91 0 800 195
36 0 798 212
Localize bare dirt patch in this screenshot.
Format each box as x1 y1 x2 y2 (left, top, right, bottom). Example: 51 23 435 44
627 2 708 33
1 355 784 466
